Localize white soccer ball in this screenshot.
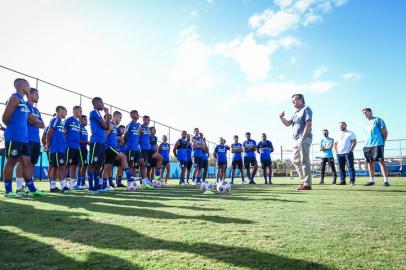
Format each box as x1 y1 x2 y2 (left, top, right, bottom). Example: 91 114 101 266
216 180 231 193
127 181 139 191
152 180 162 188
200 181 213 192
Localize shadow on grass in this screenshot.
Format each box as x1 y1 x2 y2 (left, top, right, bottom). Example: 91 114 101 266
0 199 332 270
37 194 254 225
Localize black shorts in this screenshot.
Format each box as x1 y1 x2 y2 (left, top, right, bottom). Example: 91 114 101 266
187 161 193 170
194 156 203 168
202 159 208 169
5 141 31 158
79 148 89 166
150 155 157 168
66 147 80 166
141 149 153 167
29 142 41 164
363 145 384 163
261 159 272 169
127 149 143 167
217 161 227 168
105 146 120 165
89 142 105 166
231 160 243 169
49 152 66 167
244 156 257 168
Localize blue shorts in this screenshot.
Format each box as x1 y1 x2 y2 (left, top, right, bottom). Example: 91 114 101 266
231 159 243 169
244 156 257 168
194 156 203 168
217 161 227 168
261 159 272 168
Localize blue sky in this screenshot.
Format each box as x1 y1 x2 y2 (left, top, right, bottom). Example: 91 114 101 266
0 0 405 157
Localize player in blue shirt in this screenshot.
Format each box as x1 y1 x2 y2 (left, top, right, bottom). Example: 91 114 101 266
192 128 205 184
186 134 193 184
114 124 126 187
230 135 245 184
15 88 45 194
214 137 230 182
124 110 148 186
64 105 82 189
46 106 68 192
319 129 337 185
77 115 89 189
201 134 209 182
362 108 390 186
257 133 274 184
243 132 258 184
158 135 171 184
173 131 188 184
149 126 163 181
2 79 45 197
88 97 111 192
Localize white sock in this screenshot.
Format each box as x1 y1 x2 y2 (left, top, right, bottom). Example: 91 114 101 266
16 178 24 189
50 180 57 189
383 175 389 183
61 179 66 188
369 176 375 183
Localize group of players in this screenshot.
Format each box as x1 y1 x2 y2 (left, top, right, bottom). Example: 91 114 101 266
2 78 277 197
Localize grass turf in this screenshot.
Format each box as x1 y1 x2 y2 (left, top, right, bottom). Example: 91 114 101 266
0 177 405 270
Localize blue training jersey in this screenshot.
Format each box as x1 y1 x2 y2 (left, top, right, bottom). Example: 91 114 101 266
176 139 188 161
5 92 30 143
105 122 118 148
257 140 273 161
49 117 66 153
320 137 334 158
64 116 81 149
117 128 126 153
202 144 209 161
89 109 106 144
26 102 42 143
140 125 151 150
231 143 243 161
125 121 141 151
150 135 158 152
243 139 257 158
80 125 88 149
365 117 386 147
159 142 170 162
192 135 203 157
214 144 229 162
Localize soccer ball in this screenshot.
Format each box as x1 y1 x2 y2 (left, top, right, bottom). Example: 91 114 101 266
216 180 231 193
127 181 139 191
200 181 213 192
152 180 162 188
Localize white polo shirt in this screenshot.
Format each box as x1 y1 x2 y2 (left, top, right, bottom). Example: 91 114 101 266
335 130 356 154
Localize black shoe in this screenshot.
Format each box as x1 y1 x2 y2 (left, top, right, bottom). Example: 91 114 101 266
332 181 336 185
349 181 355 186
62 187 70 193
110 183 116 188
264 181 268 185
337 181 346 185
384 182 390 187
269 181 273 185
50 187 61 193
252 181 256 185
117 183 126 188
319 181 324 185
364 182 375 186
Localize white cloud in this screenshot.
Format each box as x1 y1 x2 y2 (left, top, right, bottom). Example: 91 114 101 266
303 13 323 26
190 10 198 18
251 10 300 37
277 35 301 47
313 66 328 79
217 79 335 109
206 0 215 4
169 26 223 91
275 0 295 9
293 0 316 14
341 72 361 81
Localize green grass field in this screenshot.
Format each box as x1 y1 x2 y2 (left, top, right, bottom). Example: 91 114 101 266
1 177 405 270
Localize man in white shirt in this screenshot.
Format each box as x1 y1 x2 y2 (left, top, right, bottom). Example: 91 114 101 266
333 122 357 185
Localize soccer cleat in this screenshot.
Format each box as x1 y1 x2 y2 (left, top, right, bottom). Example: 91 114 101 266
269 181 273 185
364 182 375 186
319 181 324 185
332 181 336 185
62 187 71 193
350 181 355 186
4 192 22 198
31 190 47 196
50 187 61 193
384 182 390 187
80 184 89 189
337 181 346 185
116 183 126 188
16 188 26 196
264 181 268 185
297 185 312 190
153 175 161 181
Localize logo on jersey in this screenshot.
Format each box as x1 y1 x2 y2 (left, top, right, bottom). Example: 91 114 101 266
11 149 18 156
59 159 65 164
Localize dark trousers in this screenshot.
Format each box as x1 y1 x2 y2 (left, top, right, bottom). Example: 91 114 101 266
320 157 337 181
337 152 355 182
